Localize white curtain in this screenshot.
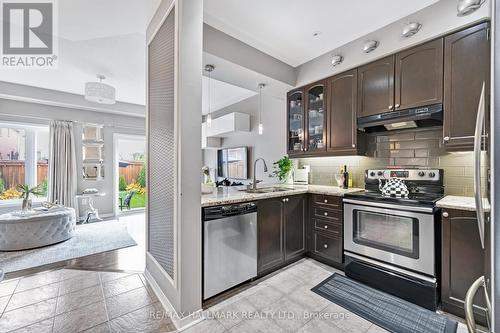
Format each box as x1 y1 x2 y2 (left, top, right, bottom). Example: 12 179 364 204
48 120 77 208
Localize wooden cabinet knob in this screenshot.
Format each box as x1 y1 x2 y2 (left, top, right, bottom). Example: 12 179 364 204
443 212 449 218
324 199 328 203
324 212 328 216
388 105 393 110
324 225 328 229
395 104 400 108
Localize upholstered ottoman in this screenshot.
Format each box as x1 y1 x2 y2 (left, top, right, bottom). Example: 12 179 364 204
0 207 76 251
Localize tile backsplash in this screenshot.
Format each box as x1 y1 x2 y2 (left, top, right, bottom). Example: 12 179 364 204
297 128 487 196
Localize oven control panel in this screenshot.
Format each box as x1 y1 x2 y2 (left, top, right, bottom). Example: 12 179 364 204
366 169 442 181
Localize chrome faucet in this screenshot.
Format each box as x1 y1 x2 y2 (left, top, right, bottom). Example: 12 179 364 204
251 158 268 190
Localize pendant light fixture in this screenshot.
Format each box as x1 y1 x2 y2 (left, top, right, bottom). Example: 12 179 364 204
205 64 215 127
258 83 266 135
85 74 116 105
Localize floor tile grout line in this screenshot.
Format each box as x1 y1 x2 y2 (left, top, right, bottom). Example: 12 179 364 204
0 279 20 318
97 273 113 333
51 280 61 333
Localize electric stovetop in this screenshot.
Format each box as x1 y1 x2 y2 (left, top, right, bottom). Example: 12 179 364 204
343 190 444 207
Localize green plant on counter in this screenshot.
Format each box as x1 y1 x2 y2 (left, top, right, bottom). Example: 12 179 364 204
273 156 293 182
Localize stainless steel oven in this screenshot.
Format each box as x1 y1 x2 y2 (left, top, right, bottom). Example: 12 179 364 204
344 199 435 277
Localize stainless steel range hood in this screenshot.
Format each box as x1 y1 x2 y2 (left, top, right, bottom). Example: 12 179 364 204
357 104 443 133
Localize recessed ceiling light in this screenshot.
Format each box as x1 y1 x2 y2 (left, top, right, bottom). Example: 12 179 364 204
402 22 422 38
363 40 379 53
331 55 344 67
312 31 322 38
457 0 485 16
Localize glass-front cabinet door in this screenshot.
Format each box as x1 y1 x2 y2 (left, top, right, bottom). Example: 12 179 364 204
287 90 305 155
306 83 326 153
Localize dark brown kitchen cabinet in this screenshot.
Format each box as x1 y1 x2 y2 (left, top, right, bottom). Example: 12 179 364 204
443 22 490 150
357 56 395 118
287 89 305 156
327 69 363 155
257 195 306 275
305 82 327 153
257 198 284 274
284 195 307 260
395 39 443 110
308 195 343 269
441 208 488 326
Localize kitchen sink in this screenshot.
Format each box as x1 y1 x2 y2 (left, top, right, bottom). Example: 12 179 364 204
240 187 294 194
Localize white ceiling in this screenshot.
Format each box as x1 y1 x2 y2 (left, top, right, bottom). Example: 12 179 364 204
204 0 439 67
202 76 257 115
0 0 160 106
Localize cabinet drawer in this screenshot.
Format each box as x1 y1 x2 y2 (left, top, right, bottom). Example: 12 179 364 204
313 231 342 263
313 219 341 236
311 194 341 208
312 207 341 222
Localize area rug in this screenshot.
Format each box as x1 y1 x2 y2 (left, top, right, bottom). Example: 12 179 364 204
0 220 137 274
312 273 457 333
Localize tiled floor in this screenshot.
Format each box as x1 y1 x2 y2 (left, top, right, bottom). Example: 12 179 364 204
0 269 175 333
185 258 470 333
0 223 472 333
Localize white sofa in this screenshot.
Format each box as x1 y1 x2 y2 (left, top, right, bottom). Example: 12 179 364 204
0 207 76 251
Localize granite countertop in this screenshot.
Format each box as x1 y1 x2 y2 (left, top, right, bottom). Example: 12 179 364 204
436 195 491 212
201 184 364 207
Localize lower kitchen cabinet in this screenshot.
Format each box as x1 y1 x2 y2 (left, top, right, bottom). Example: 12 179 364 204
308 195 344 269
257 195 306 275
441 208 488 326
284 195 307 260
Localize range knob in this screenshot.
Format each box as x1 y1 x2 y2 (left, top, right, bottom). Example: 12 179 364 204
370 171 376 177
418 171 425 177
377 171 384 176
428 172 436 178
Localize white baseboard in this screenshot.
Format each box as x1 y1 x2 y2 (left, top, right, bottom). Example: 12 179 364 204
144 268 203 330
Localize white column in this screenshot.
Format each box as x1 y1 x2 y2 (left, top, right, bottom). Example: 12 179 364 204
145 0 203 329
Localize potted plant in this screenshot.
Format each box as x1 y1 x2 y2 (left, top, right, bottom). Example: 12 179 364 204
17 184 43 212
272 156 294 184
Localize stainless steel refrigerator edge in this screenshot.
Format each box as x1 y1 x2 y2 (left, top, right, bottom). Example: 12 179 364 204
492 0 499 331
465 4 496 331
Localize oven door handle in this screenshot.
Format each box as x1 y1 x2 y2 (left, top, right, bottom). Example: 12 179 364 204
343 198 434 213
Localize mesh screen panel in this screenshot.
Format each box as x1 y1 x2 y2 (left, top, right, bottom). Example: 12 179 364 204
147 8 175 279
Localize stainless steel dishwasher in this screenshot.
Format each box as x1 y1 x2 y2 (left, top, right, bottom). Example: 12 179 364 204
203 202 257 300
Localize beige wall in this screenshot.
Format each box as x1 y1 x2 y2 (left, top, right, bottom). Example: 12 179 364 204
298 128 486 196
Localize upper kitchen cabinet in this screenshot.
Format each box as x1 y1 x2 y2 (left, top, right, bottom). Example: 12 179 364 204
306 82 327 154
287 89 306 156
357 56 395 118
443 22 490 150
395 39 443 110
327 69 363 155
